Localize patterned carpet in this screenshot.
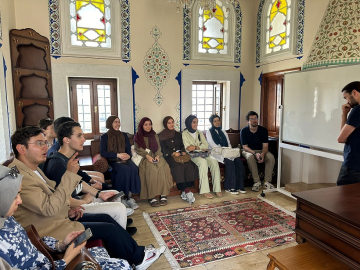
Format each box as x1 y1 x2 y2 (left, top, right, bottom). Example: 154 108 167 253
143 197 296 269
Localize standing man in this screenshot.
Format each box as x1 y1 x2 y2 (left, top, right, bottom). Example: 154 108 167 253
337 81 360 185
240 111 275 191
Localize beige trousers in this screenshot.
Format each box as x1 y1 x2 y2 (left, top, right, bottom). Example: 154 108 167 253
241 150 275 183
191 155 221 194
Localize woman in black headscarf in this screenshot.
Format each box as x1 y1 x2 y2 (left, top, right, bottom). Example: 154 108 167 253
159 116 199 204
100 116 141 210
206 114 246 195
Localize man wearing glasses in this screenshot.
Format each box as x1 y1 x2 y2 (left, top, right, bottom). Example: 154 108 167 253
240 111 275 192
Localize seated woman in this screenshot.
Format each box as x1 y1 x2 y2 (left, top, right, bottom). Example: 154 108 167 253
0 165 143 270
182 115 222 199
134 117 173 207
159 116 199 204
101 116 141 210
206 115 246 195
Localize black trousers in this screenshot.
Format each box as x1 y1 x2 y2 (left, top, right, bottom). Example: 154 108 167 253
224 157 245 190
75 213 145 265
177 181 194 191
337 166 360 186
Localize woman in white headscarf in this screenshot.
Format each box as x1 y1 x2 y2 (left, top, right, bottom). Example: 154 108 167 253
0 165 132 269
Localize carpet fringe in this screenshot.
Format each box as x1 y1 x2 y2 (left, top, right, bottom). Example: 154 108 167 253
143 212 181 270
257 194 296 217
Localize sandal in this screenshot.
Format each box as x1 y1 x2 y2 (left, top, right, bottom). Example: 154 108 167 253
203 193 214 199
159 195 168 206
148 198 159 207
215 192 223 197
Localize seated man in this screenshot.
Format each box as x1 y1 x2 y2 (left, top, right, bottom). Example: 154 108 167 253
9 126 165 268
240 111 275 192
42 121 135 232
38 118 57 147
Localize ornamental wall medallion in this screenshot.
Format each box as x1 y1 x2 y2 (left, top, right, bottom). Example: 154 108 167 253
303 0 360 69
143 26 171 106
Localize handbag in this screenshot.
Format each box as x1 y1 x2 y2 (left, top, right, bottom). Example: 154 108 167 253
172 153 191 163
131 145 143 166
25 225 101 270
221 147 240 159
188 150 210 158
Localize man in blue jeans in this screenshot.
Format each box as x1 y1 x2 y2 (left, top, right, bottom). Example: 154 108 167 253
337 81 360 185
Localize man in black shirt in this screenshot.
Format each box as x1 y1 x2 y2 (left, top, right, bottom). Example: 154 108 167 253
337 81 360 185
240 111 275 192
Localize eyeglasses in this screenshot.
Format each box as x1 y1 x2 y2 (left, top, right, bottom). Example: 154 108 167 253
28 141 51 148
249 117 258 121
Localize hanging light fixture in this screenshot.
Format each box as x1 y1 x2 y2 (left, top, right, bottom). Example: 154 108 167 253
167 0 240 13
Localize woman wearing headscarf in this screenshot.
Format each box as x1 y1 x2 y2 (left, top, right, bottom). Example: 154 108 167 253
159 116 199 204
182 115 222 199
0 165 134 269
206 114 246 195
100 116 141 210
134 117 173 207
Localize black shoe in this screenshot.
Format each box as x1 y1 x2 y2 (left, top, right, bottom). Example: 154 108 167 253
126 226 137 236
127 218 133 226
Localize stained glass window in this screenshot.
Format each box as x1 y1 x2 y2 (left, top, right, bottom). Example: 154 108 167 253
69 0 111 48
266 0 291 54
198 0 229 55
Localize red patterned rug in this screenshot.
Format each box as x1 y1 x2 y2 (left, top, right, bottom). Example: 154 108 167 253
143 197 296 269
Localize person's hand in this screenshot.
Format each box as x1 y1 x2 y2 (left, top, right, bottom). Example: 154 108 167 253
63 241 87 265
99 191 117 201
89 179 96 184
146 155 154 163
67 152 80 174
154 156 160 162
186 145 196 152
68 206 85 220
255 153 262 163
259 153 265 163
172 152 181 157
81 193 93 204
117 153 130 160
182 152 187 156
91 181 102 190
342 103 351 115
61 231 84 248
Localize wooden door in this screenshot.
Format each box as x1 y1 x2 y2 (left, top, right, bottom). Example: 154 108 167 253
10 28 53 129
260 68 300 137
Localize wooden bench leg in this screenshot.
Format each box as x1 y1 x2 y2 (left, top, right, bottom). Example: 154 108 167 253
267 259 276 270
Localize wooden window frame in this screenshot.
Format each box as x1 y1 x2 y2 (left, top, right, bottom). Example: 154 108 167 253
69 78 118 139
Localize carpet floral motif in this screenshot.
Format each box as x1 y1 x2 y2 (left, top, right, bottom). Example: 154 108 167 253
146 198 295 268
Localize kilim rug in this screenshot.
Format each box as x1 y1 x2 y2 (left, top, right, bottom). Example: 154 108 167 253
143 196 296 269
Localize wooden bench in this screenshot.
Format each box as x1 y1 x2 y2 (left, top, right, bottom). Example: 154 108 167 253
266 242 350 270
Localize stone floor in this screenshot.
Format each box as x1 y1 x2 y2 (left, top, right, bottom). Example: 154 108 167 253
130 188 298 270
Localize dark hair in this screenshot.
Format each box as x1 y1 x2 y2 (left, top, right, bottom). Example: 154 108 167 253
245 111 258 121
53 117 74 134
342 81 360 94
57 122 81 146
11 126 44 158
38 118 54 130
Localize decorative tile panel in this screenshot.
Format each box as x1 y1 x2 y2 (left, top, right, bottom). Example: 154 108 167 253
48 0 61 57
121 0 131 61
134 102 141 132
175 101 180 131
143 26 171 106
183 8 191 60
303 0 360 69
0 6 3 43
234 4 242 63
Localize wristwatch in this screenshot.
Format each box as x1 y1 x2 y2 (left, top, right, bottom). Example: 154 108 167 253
96 190 101 198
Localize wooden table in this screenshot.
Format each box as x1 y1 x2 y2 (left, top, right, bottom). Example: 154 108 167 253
267 242 349 270
292 183 360 269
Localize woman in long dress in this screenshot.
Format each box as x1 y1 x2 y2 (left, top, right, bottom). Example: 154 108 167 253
159 116 199 204
206 114 246 195
182 115 222 199
134 117 173 207
100 116 141 210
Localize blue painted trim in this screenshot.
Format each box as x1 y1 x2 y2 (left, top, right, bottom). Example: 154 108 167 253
122 59 130 63
239 72 245 130
51 55 61 59
175 71 182 130
3 57 12 150
256 55 304 67
131 67 139 133
0 43 2 48
258 72 263 86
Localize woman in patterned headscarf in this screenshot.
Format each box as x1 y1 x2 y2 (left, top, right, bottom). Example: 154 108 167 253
101 116 141 210
134 117 173 207
159 116 199 204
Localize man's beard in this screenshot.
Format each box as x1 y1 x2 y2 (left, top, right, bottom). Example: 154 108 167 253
251 123 258 128
349 96 359 108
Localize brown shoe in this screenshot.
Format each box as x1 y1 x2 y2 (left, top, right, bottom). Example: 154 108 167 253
203 193 214 199
215 192 223 197
159 195 168 206
148 198 160 207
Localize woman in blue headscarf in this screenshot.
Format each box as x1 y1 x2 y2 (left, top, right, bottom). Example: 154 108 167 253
206 114 246 195
182 115 222 199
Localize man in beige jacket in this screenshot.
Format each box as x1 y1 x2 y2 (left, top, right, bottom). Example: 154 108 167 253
10 126 84 239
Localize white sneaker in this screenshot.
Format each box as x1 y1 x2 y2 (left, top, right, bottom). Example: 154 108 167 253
238 189 247 194
136 245 166 270
126 207 134 216
127 198 139 210
252 182 261 192
121 199 130 208
181 191 196 204
225 189 239 195
264 181 275 190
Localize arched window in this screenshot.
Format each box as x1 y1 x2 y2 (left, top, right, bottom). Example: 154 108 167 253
256 0 305 64
70 0 111 48
186 0 242 63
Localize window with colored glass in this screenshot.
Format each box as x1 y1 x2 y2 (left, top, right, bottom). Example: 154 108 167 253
69 0 111 48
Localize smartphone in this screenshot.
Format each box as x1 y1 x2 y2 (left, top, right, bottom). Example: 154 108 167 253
72 228 93 248
106 191 125 202
152 159 159 163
